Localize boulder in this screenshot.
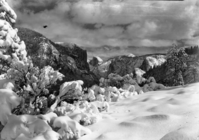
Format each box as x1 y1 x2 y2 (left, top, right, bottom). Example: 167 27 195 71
17 27 98 87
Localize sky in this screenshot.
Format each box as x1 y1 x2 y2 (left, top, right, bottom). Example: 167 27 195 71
7 0 199 47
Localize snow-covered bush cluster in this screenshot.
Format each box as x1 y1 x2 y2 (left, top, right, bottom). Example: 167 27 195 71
0 0 65 115
0 80 103 140
9 65 65 115
76 70 166 104
98 68 166 98
77 68 166 104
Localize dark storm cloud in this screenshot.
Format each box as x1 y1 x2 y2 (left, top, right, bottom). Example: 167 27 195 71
7 0 59 13
19 0 58 13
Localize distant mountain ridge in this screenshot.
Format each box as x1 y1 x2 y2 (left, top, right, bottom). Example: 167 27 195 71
56 42 171 60
85 45 170 58
56 36 199 60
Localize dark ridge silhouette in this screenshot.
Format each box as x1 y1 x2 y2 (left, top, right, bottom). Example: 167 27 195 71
184 46 199 55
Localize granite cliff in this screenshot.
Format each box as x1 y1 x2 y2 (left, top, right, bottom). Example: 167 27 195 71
90 54 166 79
17 27 98 87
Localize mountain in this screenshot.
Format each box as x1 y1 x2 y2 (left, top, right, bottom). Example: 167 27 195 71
17 27 98 87
18 28 198 87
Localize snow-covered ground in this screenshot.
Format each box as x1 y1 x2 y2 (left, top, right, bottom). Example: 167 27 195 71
80 82 199 140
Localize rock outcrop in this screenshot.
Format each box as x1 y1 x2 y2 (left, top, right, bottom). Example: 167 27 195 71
107 54 166 77
89 56 103 67
91 45 199 87
89 58 111 79
17 27 98 87
144 46 199 86
89 54 166 80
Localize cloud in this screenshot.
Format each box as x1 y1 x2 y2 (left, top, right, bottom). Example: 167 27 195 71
7 0 57 13
7 0 199 47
